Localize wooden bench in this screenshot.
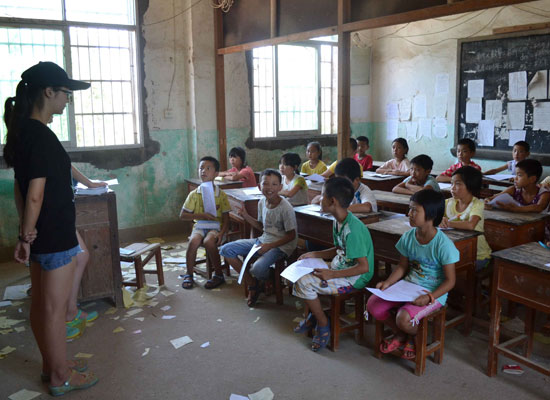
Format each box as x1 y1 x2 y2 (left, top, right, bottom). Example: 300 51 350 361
120 242 164 289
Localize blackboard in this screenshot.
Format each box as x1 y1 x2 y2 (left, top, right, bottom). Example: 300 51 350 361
456 31 550 162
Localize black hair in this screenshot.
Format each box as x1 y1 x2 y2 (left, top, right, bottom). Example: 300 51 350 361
200 156 220 172
356 136 369 146
260 168 282 184
3 81 46 167
452 166 482 197
228 146 247 167
457 138 476 153
513 140 530 153
280 152 301 174
516 159 543 181
393 137 409 154
410 154 433 171
334 157 361 182
410 189 445 227
324 177 355 208
349 137 358 151
307 141 322 160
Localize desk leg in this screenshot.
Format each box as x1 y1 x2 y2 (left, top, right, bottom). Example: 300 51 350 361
488 293 502 376
524 307 536 358
463 264 474 336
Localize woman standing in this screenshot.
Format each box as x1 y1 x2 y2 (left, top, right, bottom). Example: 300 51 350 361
4 62 98 395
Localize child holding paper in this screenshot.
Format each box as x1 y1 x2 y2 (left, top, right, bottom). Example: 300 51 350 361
218 146 256 187
293 177 374 352
180 156 231 289
367 189 458 360
483 140 530 176
219 169 297 307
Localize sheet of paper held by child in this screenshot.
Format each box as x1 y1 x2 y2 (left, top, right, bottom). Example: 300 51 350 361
487 193 521 208
280 258 328 283
238 244 262 284
305 173 325 183
485 174 515 181
196 182 220 230
366 280 428 302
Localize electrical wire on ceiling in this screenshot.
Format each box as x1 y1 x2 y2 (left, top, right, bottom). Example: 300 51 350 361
211 0 234 13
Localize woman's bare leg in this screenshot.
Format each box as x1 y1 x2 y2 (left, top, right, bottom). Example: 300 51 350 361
66 231 88 321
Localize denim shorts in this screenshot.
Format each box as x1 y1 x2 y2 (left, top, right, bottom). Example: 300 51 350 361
30 245 82 271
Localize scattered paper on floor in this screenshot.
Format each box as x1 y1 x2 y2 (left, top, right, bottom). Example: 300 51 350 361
216 319 222 322
200 342 210 348
0 317 25 329
111 316 120 320
230 395 248 400
75 352 94 358
125 308 143 317
105 307 117 315
11 301 23 307
161 245 174 250
161 290 174 297
135 317 144 322
133 330 142 334
8 388 41 400
146 237 165 244
295 301 303 310
162 315 176 320
163 257 186 263
0 345 16 359
253 317 260 323
1 329 13 334
3 284 31 300
142 348 150 357
170 336 193 349
122 288 134 308
0 300 12 307
248 387 274 400
113 326 125 333
160 305 171 311
14 326 25 333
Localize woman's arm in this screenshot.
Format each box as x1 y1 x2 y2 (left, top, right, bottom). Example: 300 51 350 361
14 180 24 227
14 178 46 263
71 164 106 188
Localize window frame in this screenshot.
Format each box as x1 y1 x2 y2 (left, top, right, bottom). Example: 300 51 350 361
251 39 338 141
0 1 143 153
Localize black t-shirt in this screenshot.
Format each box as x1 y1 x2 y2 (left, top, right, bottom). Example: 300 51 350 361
13 119 77 254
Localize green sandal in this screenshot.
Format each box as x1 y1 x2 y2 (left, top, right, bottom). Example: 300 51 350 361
66 309 98 328
311 319 331 352
41 359 89 382
49 370 98 396
66 325 82 341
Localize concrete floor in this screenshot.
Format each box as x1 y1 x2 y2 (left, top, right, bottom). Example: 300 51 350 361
1 236 549 400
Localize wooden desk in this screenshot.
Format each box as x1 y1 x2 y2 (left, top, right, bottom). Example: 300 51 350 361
372 190 410 214
294 204 381 247
483 176 514 188
367 216 479 334
185 177 243 193
488 242 550 377
361 172 405 192
484 209 549 251
224 188 262 238
306 181 323 204
75 192 123 307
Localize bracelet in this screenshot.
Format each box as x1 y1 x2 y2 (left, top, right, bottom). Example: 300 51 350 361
425 292 435 305
18 235 29 243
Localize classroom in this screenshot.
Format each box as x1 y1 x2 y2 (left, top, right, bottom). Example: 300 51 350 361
1 0 550 399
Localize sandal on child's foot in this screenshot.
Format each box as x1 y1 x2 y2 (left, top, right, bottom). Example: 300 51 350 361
380 335 406 354
311 320 331 352
247 282 263 307
294 313 317 334
204 274 225 289
49 370 99 396
181 274 194 290
401 337 416 360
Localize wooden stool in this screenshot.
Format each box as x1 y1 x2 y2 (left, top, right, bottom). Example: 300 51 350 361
243 257 288 305
121 243 164 289
374 305 447 376
320 289 365 351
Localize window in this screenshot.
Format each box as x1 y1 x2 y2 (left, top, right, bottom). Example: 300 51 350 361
252 37 338 139
0 0 141 150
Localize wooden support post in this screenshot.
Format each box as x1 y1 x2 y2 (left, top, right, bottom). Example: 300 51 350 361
214 7 228 170
270 0 277 38
337 0 351 160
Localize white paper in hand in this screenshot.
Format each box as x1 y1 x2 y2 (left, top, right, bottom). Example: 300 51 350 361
305 174 325 183
281 258 328 283
488 193 521 208
485 174 514 181
367 280 427 302
200 182 217 217
238 244 262 284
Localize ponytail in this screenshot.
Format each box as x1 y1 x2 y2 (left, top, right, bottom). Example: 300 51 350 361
3 81 44 167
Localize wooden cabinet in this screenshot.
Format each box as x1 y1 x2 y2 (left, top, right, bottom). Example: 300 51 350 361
75 192 123 307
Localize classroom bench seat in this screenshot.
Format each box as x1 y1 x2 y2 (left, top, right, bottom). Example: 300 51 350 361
120 242 164 289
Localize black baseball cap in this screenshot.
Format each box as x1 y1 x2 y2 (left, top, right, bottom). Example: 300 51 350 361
21 61 90 90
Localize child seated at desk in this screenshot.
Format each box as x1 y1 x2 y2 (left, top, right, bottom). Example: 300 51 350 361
354 135 373 171
436 138 481 183
485 159 550 213
293 177 374 352
376 138 411 177
180 156 231 290
301 141 327 175
439 166 492 270
367 189 458 360
279 153 308 206
219 169 297 307
218 146 256 187
321 137 363 178
483 140 529 176
392 154 440 195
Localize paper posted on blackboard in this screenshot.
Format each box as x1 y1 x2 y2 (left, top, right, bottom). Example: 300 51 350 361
528 70 548 100
478 120 495 146
466 98 482 123
467 79 484 98
485 100 503 127
533 102 550 131
508 71 527 100
508 130 526 146
507 102 525 130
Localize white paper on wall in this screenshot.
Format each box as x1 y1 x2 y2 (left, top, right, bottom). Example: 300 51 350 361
435 73 450 96
433 95 448 118
413 95 427 119
508 130 526 146
386 102 399 120
432 118 447 139
528 70 548 100
533 101 550 131
398 98 412 121
351 96 368 121
466 98 482 123
417 118 432 141
467 79 484 98
507 102 525 130
485 99 503 127
386 119 399 141
508 71 527 100
478 120 495 146
404 121 418 141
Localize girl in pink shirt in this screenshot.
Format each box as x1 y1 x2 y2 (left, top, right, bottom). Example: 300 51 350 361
219 146 257 187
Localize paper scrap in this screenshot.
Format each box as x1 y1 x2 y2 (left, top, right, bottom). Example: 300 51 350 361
0 300 12 307
216 318 222 322
74 352 94 358
0 317 25 329
507 102 525 130
466 98 482 123
170 335 193 349
366 280 427 302
230 395 249 400
163 257 186 264
133 329 142 334
485 100 503 127
238 244 262 285
398 98 412 121
293 317 303 323
162 315 176 320
1 329 13 334
508 130 526 146
161 290 174 297
111 316 120 320
478 120 495 146
142 348 150 357
8 389 41 400
146 237 165 244
386 102 399 119
14 326 25 333
122 288 134 308
413 94 427 119
253 316 260 323
386 119 399 141
160 305 171 311
0 345 16 358
468 79 484 98
528 70 548 99
200 341 210 348
135 317 145 322
508 71 527 100
295 301 303 310
433 95 447 118
113 326 125 333
104 307 117 315
432 118 447 139
435 73 450 96
281 258 328 283
125 308 143 317
533 101 550 131
248 387 274 400
3 284 31 300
